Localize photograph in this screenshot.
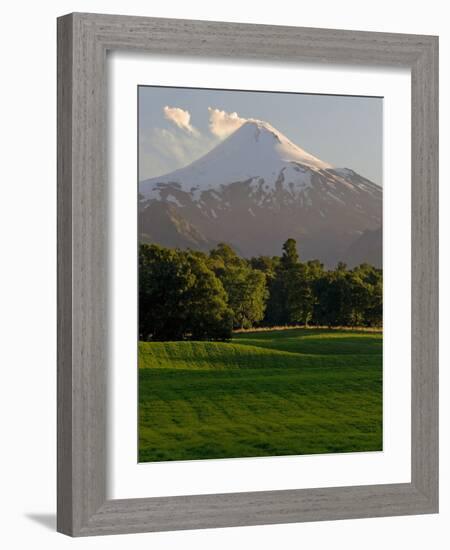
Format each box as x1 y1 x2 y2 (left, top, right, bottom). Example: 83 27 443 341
138 85 383 463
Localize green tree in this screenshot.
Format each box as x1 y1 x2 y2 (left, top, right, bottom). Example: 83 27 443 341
139 244 191 340
352 263 383 326
364 277 382 326
139 244 233 341
209 243 268 329
139 239 383 338
280 238 299 268
250 255 279 281
311 265 382 328
265 238 314 326
284 263 314 325
184 252 234 339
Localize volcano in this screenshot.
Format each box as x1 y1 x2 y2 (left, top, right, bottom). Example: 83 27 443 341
139 119 382 267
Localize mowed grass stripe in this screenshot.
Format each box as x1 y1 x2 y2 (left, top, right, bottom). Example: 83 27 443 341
140 342 380 371
139 328 382 462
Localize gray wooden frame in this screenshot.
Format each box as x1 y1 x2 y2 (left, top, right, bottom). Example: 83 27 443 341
57 12 439 537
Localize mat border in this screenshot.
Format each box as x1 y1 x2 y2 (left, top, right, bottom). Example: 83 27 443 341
57 12 438 536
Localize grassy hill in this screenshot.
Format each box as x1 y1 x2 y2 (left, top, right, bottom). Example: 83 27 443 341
139 328 382 462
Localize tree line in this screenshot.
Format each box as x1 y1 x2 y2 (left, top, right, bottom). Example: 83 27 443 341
139 238 382 341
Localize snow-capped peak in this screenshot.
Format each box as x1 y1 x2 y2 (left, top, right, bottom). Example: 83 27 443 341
236 119 331 170
139 118 332 199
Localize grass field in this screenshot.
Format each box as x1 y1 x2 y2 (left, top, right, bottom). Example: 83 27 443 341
138 328 382 462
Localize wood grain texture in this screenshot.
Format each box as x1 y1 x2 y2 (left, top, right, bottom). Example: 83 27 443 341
57 13 74 535
410 36 439 506
57 12 439 536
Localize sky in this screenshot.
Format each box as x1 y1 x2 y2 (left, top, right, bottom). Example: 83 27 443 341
138 86 383 186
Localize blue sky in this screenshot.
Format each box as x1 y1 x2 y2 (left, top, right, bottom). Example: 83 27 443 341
139 86 383 185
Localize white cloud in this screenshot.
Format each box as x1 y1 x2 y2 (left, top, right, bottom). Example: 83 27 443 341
139 106 250 180
163 105 197 134
208 107 248 138
139 127 218 181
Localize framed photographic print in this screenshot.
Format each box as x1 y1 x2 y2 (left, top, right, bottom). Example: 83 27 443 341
57 13 438 536
137 85 384 464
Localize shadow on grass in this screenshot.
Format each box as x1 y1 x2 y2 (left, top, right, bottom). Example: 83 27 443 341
233 332 382 355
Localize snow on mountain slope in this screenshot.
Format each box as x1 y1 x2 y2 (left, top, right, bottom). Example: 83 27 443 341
139 119 331 199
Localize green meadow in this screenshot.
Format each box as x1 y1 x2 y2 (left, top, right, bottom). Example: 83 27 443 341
138 328 382 462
